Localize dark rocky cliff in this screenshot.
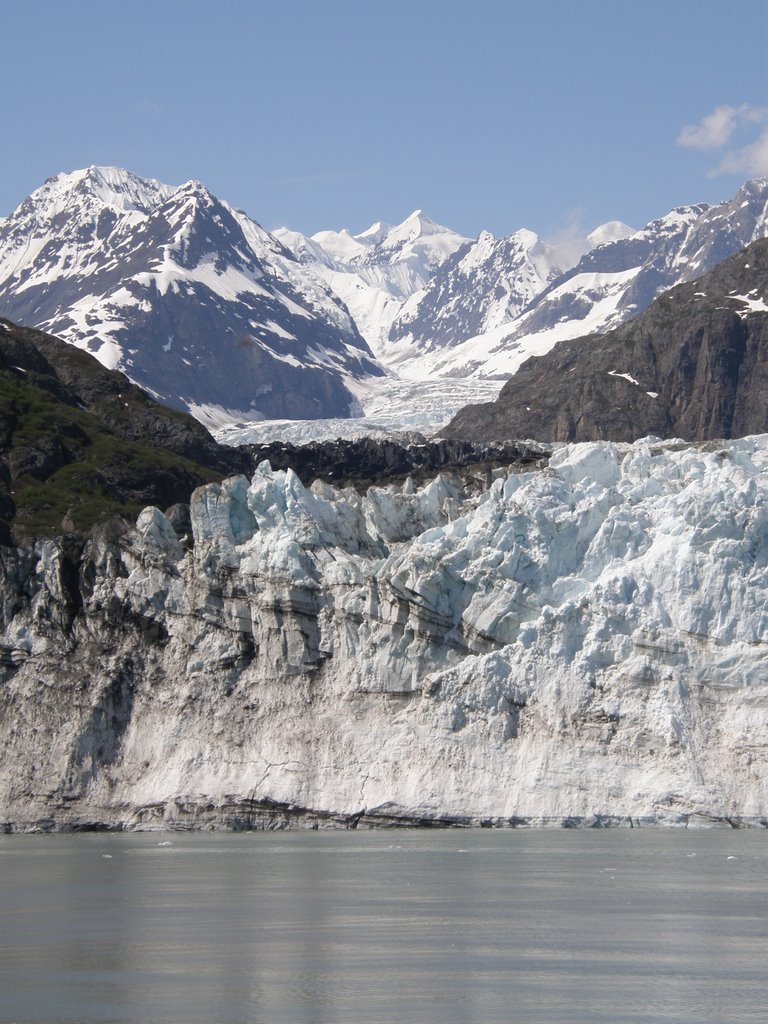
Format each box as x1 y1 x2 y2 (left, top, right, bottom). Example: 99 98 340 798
249 436 550 491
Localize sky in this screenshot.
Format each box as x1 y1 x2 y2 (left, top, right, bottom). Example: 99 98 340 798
2 0 767 241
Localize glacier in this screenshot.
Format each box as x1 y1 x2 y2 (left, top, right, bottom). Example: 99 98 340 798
1 435 767 830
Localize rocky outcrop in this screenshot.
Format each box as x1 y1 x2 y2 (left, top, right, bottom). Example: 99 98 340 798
1 436 767 831
442 239 768 443
248 436 551 491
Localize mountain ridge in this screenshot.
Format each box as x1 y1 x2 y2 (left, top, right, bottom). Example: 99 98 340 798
0 167 382 427
276 210 471 353
441 237 768 443
391 180 768 382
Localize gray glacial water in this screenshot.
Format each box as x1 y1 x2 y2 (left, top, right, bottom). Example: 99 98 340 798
0 829 766 1024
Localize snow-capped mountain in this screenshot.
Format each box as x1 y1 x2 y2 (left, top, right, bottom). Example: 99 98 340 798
383 222 634 372
423 178 768 380
3 167 767 439
0 167 382 426
275 211 470 352
276 211 637 377
387 229 553 366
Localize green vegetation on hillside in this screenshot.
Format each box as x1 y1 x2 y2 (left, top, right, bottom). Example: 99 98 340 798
0 319 250 541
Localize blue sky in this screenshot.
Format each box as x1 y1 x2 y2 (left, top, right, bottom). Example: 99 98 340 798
2 0 766 240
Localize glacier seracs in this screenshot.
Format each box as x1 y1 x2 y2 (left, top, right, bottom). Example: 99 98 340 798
1 435 767 829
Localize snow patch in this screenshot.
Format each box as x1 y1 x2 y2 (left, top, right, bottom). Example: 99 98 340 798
608 370 640 386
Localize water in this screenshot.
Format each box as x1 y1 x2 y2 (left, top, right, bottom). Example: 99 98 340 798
0 829 766 1024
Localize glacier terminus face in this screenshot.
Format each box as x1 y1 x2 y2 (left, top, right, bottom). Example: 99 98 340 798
1 435 767 830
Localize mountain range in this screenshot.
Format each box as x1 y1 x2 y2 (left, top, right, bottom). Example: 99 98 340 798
0 168 767 440
276 209 471 354
387 178 768 381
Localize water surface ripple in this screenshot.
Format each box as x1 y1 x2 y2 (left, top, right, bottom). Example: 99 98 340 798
0 830 765 1023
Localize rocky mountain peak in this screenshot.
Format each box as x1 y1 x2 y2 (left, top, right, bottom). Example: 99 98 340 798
167 179 217 207
0 169 381 424
586 220 635 249
39 165 173 218
393 209 436 237
354 220 392 244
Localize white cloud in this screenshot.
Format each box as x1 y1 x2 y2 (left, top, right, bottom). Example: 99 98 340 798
709 128 768 178
543 208 588 267
677 103 768 150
